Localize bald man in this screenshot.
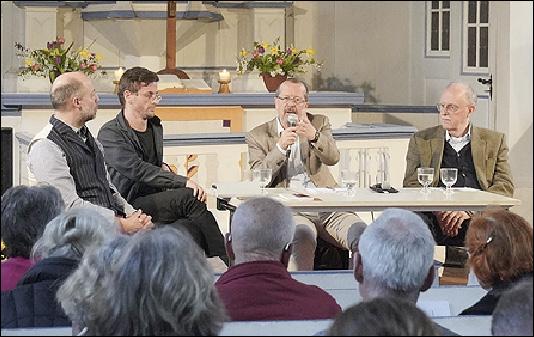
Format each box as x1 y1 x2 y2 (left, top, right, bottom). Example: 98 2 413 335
28 72 153 234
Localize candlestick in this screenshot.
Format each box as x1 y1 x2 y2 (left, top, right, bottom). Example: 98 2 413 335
218 69 230 82
113 80 120 95
218 79 231 94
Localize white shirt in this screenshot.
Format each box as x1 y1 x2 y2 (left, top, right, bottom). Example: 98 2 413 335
445 125 471 153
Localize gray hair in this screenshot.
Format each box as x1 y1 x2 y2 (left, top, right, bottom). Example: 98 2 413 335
327 297 440 336
276 78 310 102
1 184 65 258
86 227 226 336
231 197 295 262
492 278 533 336
56 235 129 331
50 77 84 110
32 206 116 260
446 82 477 106
358 209 435 298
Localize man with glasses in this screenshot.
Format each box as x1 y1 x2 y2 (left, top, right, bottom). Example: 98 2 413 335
97 67 227 263
246 78 366 271
28 72 153 235
403 82 513 246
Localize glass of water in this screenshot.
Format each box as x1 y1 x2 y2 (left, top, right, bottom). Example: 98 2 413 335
341 169 359 197
252 168 272 194
417 167 434 193
440 168 458 194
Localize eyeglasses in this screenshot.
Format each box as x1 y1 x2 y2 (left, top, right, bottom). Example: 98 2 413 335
277 95 307 105
129 90 162 103
436 103 468 113
468 234 494 258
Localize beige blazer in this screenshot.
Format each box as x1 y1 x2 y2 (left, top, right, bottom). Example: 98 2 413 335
246 113 339 188
403 125 514 197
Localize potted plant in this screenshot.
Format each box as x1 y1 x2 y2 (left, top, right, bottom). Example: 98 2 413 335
237 37 321 92
15 36 104 83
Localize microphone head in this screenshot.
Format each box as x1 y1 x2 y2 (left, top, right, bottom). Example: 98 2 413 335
286 113 298 127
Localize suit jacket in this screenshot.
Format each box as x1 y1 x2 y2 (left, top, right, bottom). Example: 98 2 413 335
246 113 339 188
403 125 514 197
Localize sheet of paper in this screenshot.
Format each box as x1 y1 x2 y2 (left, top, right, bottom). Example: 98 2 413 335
417 300 451 317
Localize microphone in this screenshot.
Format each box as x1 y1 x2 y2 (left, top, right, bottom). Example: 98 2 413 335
286 113 298 159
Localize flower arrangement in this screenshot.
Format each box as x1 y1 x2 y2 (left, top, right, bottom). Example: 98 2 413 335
15 36 104 83
237 37 321 78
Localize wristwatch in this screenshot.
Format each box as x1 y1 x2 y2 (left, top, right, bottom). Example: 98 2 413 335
310 130 320 144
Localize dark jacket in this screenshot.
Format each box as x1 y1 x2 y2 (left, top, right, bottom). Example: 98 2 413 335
460 272 533 315
97 111 187 203
1 257 78 328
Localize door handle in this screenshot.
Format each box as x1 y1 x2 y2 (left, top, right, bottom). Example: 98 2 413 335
477 74 493 100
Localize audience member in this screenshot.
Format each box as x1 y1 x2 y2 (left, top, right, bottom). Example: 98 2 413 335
461 209 533 315
56 234 129 335
403 82 514 246
327 297 440 336
1 185 65 291
491 278 533 336
27 71 153 235
83 227 225 335
246 78 366 270
215 197 341 321
97 66 226 260
1 207 115 328
353 208 456 335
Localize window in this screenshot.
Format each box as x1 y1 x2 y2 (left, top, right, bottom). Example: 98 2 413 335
426 1 451 57
463 1 489 73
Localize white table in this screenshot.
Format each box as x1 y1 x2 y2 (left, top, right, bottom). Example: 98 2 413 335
212 182 520 212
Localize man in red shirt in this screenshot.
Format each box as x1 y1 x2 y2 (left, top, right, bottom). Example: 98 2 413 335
215 197 341 321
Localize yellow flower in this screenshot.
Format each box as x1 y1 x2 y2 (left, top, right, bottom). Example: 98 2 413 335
95 53 103 62
271 46 280 54
239 48 248 58
24 58 33 66
261 41 270 49
79 49 91 59
306 48 316 55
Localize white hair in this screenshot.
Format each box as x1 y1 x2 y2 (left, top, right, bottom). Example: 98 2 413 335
231 197 296 261
358 209 435 294
447 82 478 106
32 206 116 260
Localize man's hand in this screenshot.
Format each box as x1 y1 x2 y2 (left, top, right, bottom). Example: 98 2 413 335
296 118 317 141
186 179 207 202
118 210 154 235
278 126 298 150
434 211 470 237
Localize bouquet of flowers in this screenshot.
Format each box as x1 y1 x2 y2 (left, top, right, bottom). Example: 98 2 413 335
237 37 321 77
15 36 104 83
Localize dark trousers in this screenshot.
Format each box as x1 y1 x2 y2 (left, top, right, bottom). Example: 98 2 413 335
417 211 470 247
132 188 226 257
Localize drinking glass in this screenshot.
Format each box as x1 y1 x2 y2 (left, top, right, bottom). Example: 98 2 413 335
341 169 359 197
252 168 272 194
440 168 458 194
417 167 434 193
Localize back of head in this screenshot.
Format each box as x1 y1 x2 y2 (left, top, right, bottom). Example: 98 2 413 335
1 185 65 258
32 206 115 260
87 227 225 336
118 66 159 107
327 297 439 336
466 209 533 289
50 71 87 111
56 234 129 329
358 209 435 296
231 197 295 262
492 278 533 336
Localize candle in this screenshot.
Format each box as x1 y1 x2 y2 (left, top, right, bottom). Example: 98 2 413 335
114 66 124 81
219 69 230 82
